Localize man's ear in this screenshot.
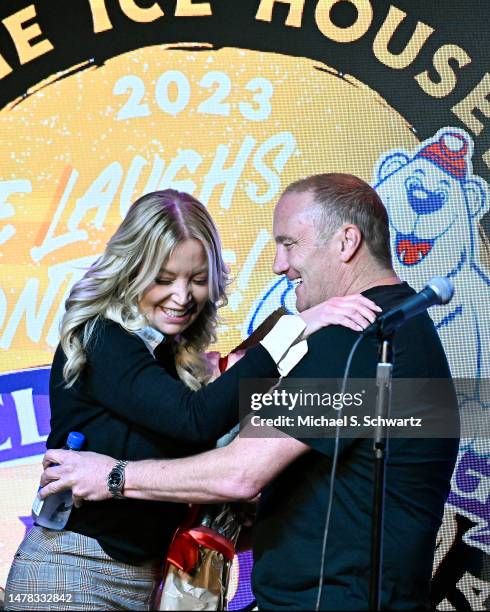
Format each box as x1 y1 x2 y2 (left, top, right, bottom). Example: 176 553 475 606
339 225 362 262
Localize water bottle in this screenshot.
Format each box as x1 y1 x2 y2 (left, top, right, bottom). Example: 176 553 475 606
32 431 85 530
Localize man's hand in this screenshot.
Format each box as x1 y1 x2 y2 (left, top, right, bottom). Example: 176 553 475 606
299 293 382 337
40 449 116 507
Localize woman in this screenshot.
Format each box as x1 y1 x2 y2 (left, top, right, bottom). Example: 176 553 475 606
5 190 379 611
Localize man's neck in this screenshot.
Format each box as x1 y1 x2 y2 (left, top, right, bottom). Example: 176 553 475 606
344 268 402 295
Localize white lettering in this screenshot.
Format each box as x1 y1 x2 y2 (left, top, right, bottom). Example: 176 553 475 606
247 131 297 204
199 136 256 209
30 168 80 262
11 388 48 446
159 149 203 194
68 161 123 232
0 179 31 246
0 255 97 349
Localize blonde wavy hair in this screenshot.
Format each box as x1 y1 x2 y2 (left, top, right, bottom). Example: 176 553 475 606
60 190 229 390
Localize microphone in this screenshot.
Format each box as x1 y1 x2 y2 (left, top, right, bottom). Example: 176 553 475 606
364 277 454 337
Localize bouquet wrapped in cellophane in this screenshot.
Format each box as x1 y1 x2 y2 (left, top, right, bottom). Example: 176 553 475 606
157 310 286 610
157 504 241 611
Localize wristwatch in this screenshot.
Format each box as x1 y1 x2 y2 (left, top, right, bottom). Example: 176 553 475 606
107 459 129 499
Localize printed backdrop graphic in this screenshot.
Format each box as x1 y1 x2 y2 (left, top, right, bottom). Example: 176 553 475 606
0 1 489 609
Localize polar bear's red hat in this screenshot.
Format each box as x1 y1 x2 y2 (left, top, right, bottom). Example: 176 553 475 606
416 131 469 181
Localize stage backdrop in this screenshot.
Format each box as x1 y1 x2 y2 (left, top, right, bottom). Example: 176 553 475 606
0 1 489 609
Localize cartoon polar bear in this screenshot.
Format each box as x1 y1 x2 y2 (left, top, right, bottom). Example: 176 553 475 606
244 129 489 398
374 128 490 393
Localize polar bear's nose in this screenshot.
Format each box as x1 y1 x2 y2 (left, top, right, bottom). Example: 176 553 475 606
409 187 446 216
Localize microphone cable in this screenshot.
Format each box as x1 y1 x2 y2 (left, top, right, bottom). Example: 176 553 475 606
314 331 367 611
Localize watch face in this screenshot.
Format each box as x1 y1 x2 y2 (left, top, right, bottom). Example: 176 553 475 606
108 471 123 488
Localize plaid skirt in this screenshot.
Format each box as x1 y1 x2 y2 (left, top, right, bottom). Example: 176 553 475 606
4 526 162 611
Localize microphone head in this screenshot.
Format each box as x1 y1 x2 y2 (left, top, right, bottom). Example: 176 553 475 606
427 276 454 304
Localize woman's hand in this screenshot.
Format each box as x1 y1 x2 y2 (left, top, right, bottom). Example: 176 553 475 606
299 294 382 338
205 351 222 381
222 349 247 371
206 349 247 380
39 449 116 507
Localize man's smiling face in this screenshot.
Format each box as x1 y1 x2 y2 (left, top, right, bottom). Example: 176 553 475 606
272 190 341 312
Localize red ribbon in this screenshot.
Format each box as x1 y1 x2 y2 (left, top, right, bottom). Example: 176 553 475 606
218 355 229 373
167 525 236 573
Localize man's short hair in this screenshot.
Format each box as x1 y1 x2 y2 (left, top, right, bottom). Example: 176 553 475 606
284 173 392 269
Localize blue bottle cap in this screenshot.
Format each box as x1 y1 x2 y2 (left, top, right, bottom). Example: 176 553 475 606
66 431 85 450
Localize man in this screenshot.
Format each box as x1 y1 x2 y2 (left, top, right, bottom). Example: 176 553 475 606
41 174 459 610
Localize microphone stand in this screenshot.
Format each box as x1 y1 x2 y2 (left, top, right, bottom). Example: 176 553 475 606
369 333 394 611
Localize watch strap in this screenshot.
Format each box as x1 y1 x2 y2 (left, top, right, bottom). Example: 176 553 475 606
107 459 128 500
